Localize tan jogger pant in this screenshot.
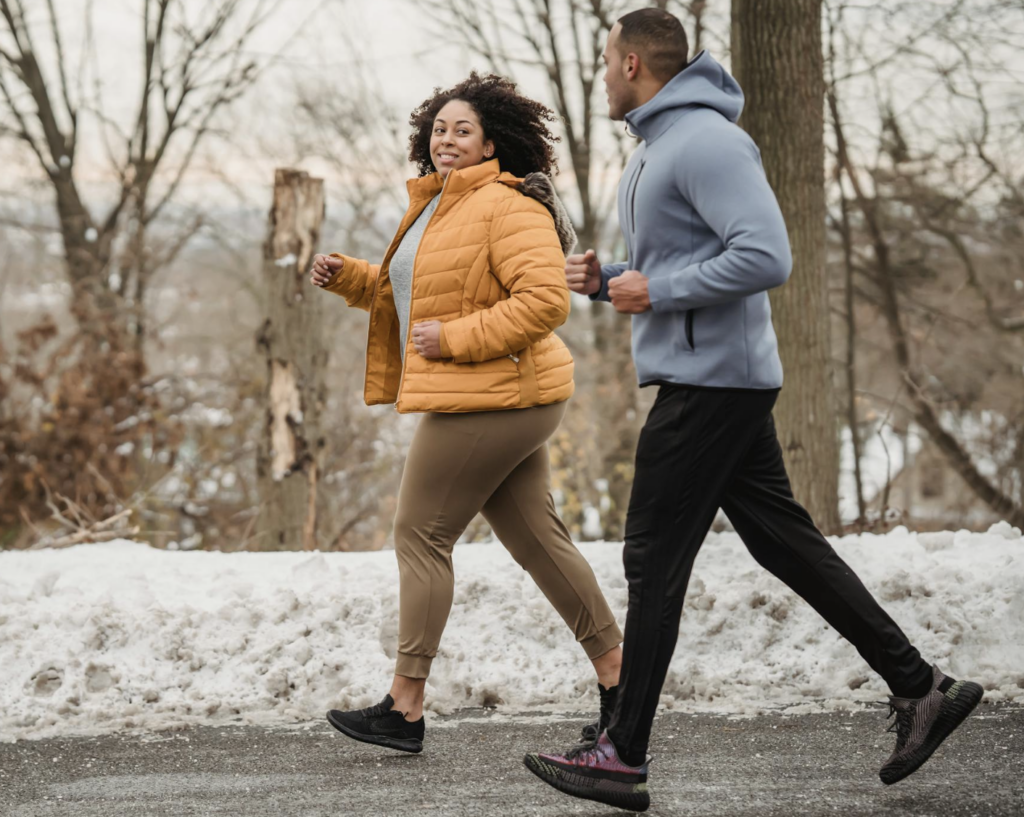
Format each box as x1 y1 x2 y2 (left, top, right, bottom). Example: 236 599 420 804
393 400 623 678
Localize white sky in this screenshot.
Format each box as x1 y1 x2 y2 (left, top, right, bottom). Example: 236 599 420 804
3 0 1022 215
3 0 507 195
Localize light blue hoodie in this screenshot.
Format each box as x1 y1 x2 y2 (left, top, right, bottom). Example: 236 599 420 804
593 50 792 389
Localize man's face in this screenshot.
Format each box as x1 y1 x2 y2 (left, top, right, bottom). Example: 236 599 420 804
602 24 636 121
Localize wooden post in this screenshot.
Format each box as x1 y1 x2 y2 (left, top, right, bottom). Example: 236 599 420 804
255 169 327 550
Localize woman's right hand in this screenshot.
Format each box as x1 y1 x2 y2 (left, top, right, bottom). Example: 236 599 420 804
309 254 344 287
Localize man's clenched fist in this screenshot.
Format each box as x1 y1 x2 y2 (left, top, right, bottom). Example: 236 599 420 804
565 249 602 296
608 269 651 314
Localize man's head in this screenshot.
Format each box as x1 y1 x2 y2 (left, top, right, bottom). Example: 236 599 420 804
603 8 689 121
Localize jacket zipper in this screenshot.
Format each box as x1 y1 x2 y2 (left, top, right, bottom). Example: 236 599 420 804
629 159 646 234
395 171 452 407
362 224 410 400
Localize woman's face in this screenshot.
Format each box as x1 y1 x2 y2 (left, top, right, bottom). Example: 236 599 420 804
430 99 495 178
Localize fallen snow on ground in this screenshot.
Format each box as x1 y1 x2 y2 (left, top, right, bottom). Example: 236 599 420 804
1 524 1022 741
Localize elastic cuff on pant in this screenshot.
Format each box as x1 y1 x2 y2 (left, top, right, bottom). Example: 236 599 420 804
395 652 434 679
580 622 624 661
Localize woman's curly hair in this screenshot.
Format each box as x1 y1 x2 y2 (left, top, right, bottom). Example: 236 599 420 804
408 72 561 178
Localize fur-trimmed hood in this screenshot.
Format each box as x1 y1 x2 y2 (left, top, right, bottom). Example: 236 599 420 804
509 173 578 256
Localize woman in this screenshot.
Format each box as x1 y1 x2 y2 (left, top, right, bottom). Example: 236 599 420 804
309 73 622 754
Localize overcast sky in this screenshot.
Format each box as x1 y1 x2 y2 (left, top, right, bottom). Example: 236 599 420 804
4 0 1022 214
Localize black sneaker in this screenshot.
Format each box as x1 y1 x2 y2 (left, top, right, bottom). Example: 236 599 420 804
879 665 983 785
580 683 618 743
326 694 424 754
524 730 651 812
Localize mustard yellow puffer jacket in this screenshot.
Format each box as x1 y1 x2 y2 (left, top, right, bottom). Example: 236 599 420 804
322 159 576 413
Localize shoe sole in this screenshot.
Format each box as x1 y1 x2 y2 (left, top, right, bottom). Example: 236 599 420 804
879 681 984 785
523 754 650 813
325 710 423 754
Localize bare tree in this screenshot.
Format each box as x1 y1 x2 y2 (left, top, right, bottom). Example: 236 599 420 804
824 0 1024 527
0 0 283 359
732 0 842 532
256 169 326 551
0 0 311 538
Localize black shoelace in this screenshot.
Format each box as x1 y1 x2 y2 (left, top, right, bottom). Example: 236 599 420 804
358 699 394 719
886 702 915 751
565 737 613 763
579 689 617 745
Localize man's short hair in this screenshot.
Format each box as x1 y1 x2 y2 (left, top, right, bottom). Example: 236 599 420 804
616 8 689 82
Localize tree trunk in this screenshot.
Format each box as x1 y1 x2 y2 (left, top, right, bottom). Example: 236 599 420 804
837 176 867 525
592 305 640 539
731 0 841 533
256 169 328 550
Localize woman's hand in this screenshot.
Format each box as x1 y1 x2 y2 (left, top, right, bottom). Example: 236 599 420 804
309 254 344 287
412 321 443 359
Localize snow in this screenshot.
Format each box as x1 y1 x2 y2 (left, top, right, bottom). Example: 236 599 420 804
1 525 1022 742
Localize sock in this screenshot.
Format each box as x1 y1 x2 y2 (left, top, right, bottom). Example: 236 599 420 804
598 683 618 731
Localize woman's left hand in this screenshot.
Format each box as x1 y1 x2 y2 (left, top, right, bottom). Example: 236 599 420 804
412 321 443 359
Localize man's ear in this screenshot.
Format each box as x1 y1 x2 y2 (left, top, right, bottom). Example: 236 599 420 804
624 52 641 81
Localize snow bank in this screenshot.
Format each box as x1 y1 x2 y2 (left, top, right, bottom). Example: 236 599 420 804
2 525 1022 741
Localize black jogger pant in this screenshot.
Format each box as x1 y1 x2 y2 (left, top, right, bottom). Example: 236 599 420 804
606 385 933 761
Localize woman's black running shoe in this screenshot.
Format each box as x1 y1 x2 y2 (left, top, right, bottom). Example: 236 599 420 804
326 694 424 754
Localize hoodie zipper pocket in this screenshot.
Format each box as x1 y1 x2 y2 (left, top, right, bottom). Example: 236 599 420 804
629 160 646 234
685 310 695 351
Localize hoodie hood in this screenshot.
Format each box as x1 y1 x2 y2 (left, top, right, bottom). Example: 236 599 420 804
625 50 744 143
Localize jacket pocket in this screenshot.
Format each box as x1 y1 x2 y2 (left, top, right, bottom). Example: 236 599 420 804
673 310 695 353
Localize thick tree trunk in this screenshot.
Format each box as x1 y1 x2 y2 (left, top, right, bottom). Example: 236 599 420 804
256 169 327 550
731 0 841 533
591 305 640 539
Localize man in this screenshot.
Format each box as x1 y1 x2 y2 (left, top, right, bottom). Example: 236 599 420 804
522 8 982 813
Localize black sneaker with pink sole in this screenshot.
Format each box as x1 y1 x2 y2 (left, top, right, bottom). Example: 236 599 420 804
880 664 983 785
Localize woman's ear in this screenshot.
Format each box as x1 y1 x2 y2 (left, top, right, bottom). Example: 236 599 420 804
484 140 495 158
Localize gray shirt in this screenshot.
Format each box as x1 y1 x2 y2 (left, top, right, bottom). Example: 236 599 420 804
390 193 441 363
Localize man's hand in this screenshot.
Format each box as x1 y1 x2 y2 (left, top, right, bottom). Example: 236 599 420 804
565 249 602 296
310 254 343 287
412 321 443 359
608 270 651 314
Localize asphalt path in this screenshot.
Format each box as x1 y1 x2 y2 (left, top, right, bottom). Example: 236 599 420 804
1 703 1021 816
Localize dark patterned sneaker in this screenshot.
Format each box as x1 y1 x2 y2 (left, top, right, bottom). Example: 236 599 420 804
879 665 983 785
524 731 650 812
580 683 618 743
326 694 424 754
